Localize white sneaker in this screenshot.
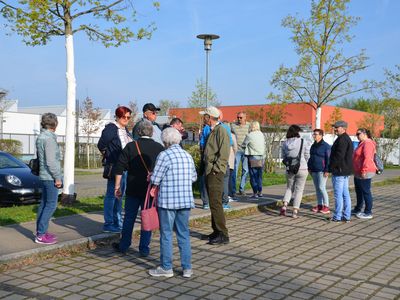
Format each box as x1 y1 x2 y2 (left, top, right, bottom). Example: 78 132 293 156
149 266 174 278
183 269 193 278
357 213 373 219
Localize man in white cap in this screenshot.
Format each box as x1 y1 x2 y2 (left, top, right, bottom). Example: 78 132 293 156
199 106 230 245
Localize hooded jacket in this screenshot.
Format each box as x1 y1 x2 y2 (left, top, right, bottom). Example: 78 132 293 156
282 137 311 170
97 123 132 167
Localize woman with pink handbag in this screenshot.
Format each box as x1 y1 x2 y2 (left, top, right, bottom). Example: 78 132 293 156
113 120 164 256
148 127 197 278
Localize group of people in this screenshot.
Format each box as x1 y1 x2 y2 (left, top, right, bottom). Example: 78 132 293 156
281 120 378 222
32 104 378 278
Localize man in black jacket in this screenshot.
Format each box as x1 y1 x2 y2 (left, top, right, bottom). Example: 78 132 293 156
328 120 353 222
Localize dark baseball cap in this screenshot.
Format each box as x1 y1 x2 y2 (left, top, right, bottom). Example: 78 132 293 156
142 103 160 113
332 120 348 128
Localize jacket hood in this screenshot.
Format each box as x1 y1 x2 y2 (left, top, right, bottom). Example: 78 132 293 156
286 137 302 151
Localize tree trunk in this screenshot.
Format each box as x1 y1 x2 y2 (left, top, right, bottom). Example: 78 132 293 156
62 34 76 196
86 142 90 169
315 106 322 129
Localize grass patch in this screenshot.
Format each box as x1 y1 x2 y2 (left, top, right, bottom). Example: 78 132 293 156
75 170 102 176
0 196 104 226
372 176 400 187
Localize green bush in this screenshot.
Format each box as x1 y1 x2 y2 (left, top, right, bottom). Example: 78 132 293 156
183 144 201 173
0 139 22 156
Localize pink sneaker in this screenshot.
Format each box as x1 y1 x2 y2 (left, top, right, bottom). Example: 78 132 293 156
280 207 287 216
35 233 57 245
320 206 331 214
311 205 322 213
45 232 57 240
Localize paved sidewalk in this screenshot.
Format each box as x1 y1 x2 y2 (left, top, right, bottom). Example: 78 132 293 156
0 183 399 299
0 170 398 263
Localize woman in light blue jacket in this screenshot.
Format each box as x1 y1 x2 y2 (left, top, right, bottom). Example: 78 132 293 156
242 121 266 198
35 113 62 245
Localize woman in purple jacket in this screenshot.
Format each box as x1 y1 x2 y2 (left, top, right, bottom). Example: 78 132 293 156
308 129 331 214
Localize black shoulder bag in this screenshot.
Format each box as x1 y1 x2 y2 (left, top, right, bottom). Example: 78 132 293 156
283 139 304 175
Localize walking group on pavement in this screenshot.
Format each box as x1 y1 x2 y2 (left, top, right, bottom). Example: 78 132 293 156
32 104 380 278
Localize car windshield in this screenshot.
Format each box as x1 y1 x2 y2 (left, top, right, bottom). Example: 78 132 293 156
0 153 27 169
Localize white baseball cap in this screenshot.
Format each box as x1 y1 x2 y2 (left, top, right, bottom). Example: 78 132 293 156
199 106 220 118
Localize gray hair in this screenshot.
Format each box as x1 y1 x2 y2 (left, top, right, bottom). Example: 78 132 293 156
250 121 260 132
137 120 153 137
162 127 181 147
41 113 58 129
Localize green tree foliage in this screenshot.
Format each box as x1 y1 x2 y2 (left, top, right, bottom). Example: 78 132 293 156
324 107 343 133
0 0 159 46
188 78 220 108
0 139 22 156
126 100 139 131
80 97 101 169
269 0 372 126
158 99 180 116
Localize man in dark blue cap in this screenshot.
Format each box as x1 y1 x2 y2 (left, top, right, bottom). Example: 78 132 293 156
328 120 353 223
132 103 163 145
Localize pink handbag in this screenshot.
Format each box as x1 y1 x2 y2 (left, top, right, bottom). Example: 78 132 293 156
135 141 159 231
141 185 159 231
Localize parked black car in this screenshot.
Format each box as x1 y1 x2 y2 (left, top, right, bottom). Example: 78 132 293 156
0 151 42 206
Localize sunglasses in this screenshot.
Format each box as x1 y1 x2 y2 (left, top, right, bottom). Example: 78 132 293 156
146 110 157 115
237 117 243 119
120 116 131 120
356 132 362 136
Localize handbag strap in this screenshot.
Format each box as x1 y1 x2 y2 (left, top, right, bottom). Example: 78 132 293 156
143 184 158 209
135 141 150 176
297 138 304 159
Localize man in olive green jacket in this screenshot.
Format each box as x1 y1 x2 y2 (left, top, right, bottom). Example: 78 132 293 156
200 106 230 245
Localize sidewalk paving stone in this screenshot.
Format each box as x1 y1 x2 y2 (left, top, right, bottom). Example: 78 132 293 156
1 175 400 299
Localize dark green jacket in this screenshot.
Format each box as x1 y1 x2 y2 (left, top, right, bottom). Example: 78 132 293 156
203 124 230 175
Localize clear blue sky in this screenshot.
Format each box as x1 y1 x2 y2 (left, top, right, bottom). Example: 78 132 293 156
0 0 399 111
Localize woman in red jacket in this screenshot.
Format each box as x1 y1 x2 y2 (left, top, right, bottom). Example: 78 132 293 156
352 128 377 219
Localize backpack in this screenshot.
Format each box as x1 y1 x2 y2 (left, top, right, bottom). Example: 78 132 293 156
29 158 40 176
283 139 304 175
374 153 384 175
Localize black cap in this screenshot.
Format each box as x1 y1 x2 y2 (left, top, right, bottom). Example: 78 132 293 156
142 103 160 113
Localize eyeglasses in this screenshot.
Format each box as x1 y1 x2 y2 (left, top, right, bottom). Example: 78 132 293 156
237 117 243 119
120 115 131 120
312 133 319 136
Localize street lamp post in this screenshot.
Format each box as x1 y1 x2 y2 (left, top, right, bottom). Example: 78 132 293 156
196 34 219 108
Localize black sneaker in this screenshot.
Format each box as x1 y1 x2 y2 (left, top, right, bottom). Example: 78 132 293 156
112 242 127 255
200 232 218 241
208 233 230 245
330 217 341 223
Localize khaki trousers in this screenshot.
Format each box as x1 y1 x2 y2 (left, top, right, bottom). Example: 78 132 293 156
206 172 228 237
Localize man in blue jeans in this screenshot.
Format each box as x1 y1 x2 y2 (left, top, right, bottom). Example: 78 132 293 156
328 120 354 222
230 112 250 196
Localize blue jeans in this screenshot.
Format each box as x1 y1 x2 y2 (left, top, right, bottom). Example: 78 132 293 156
222 168 230 205
36 180 59 235
249 166 263 194
311 172 329 206
354 177 373 215
158 208 192 270
231 151 249 194
119 195 152 254
104 172 127 230
200 173 209 206
332 176 351 220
